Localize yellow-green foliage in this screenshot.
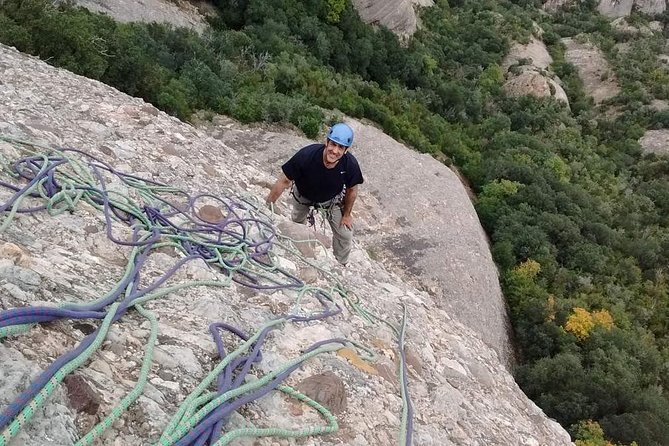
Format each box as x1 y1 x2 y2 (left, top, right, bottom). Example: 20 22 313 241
565 308 614 340
565 308 595 340
479 63 504 94
513 259 541 281
574 420 638 446
544 155 571 183
325 0 346 23
575 420 612 446
591 309 614 330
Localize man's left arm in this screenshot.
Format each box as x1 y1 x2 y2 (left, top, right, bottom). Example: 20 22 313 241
340 185 358 229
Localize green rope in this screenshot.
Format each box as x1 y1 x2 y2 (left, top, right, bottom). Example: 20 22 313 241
0 137 414 446
212 384 338 445
75 303 158 446
0 323 35 339
0 303 119 446
159 318 287 444
159 343 344 446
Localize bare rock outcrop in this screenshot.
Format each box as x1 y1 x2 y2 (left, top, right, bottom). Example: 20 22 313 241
0 344 78 445
543 0 572 12
636 0 667 14
71 0 435 39
351 0 434 39
504 71 570 104
502 38 570 106
598 0 635 17
503 38 554 71
0 43 572 445
639 129 669 155
611 17 664 35
70 0 208 32
544 0 666 15
563 36 620 104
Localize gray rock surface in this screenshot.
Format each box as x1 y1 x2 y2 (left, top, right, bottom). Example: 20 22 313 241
598 0 635 17
503 38 554 72
0 44 572 445
351 0 434 39
543 0 572 12
639 129 669 155
504 69 570 105
636 0 667 14
202 117 516 368
0 344 78 446
502 37 570 106
611 17 663 35
70 0 209 32
544 0 666 16
562 37 620 104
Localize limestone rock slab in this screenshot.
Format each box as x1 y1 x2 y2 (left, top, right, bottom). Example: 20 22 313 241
563 37 620 104
351 0 434 39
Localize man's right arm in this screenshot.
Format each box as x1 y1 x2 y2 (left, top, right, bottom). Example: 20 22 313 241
266 173 292 204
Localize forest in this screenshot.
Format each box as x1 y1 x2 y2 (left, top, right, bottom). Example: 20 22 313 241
1 0 669 444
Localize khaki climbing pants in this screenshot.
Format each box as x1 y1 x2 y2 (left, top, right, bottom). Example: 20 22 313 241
290 188 352 265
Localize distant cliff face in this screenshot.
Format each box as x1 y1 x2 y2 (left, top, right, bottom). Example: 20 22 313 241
69 0 433 38
544 0 667 16
0 44 572 445
351 0 434 38
69 0 208 31
502 37 570 107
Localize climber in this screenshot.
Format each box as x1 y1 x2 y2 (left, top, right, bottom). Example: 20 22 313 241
266 123 364 265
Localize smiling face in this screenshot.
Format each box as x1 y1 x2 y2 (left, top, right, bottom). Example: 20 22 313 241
323 139 348 168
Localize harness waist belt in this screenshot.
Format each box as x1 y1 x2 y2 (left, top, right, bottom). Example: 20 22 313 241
291 187 342 209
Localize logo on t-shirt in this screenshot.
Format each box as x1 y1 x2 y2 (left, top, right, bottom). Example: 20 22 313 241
340 170 346 174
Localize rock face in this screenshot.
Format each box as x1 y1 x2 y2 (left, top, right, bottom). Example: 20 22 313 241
639 129 669 155
597 0 635 17
0 344 78 445
503 38 554 71
636 0 667 14
544 0 666 15
611 17 664 35
543 0 572 12
351 0 434 38
562 37 620 104
72 0 434 38
0 44 572 445
504 71 570 104
502 38 570 106
200 117 516 368
70 0 208 32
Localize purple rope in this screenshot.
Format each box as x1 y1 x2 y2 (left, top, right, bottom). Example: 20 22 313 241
0 145 348 440
174 329 349 446
0 307 106 327
0 302 128 429
0 158 67 212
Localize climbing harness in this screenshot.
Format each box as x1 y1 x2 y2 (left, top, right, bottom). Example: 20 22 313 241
0 135 415 446
290 184 344 229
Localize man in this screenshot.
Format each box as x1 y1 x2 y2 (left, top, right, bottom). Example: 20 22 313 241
266 123 364 265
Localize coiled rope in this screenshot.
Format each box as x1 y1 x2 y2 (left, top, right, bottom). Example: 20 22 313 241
0 135 414 446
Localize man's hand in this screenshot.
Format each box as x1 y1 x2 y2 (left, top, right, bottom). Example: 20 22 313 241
340 185 357 230
266 173 292 205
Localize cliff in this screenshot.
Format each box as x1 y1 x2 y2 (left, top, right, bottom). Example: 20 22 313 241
0 44 572 445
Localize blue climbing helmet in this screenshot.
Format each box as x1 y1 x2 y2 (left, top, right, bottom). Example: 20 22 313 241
327 123 354 148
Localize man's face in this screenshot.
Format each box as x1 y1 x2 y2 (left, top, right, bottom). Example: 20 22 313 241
324 139 348 165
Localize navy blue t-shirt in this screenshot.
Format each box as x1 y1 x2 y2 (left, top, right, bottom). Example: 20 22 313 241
282 144 364 203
